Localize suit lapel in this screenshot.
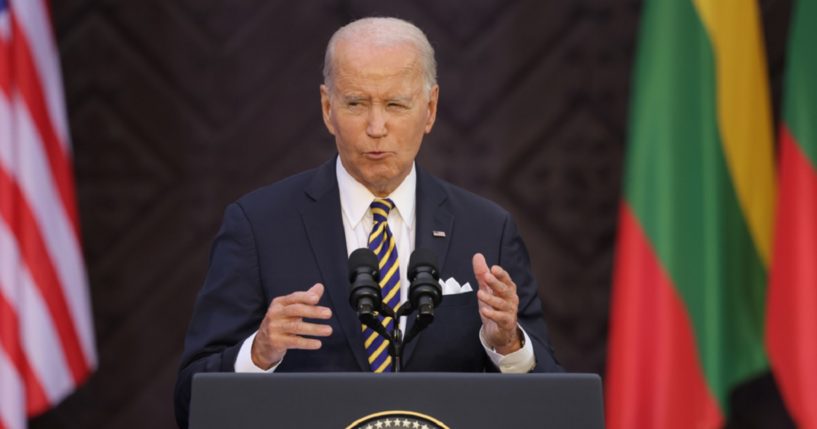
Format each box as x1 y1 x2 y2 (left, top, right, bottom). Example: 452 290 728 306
403 166 453 366
300 159 369 371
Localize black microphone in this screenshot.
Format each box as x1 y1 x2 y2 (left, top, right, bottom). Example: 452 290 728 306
348 248 381 317
407 248 442 318
348 248 396 369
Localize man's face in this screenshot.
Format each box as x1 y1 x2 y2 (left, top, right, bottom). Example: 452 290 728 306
320 40 439 197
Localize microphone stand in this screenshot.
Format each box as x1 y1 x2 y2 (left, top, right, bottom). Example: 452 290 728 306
359 302 433 372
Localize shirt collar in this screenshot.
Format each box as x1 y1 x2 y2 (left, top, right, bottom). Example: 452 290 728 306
336 157 416 229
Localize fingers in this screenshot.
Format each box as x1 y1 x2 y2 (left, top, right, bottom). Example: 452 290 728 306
484 268 515 297
472 254 516 298
280 303 332 320
259 330 325 355
274 283 325 306
472 253 490 277
477 288 515 312
473 253 520 344
478 305 517 328
274 335 324 351
253 284 334 368
265 283 333 328
477 285 518 327
490 265 514 290
272 318 333 338
269 283 331 319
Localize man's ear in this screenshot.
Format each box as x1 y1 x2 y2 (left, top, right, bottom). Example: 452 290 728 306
320 84 336 135
424 85 440 134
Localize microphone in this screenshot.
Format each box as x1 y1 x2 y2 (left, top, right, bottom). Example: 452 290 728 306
348 248 397 370
348 248 382 318
407 248 442 319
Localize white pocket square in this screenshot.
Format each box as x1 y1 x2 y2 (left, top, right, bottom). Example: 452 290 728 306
439 277 473 295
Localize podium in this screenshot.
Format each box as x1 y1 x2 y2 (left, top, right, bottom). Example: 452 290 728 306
190 372 605 428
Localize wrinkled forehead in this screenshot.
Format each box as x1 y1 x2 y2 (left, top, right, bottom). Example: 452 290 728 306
331 40 425 88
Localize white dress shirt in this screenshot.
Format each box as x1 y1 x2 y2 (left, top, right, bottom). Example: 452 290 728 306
235 159 535 373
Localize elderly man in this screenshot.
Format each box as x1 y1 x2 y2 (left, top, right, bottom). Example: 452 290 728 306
174 16 561 428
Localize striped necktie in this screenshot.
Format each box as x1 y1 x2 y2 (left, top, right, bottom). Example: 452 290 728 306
363 198 401 372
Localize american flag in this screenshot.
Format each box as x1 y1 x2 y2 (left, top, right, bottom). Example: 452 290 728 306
0 0 96 428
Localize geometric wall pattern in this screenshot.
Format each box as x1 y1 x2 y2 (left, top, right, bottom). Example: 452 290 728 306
34 0 791 427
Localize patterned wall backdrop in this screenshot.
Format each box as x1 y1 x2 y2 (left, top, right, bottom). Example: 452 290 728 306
34 0 791 427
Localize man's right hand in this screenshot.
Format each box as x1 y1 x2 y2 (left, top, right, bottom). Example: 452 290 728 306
251 283 333 370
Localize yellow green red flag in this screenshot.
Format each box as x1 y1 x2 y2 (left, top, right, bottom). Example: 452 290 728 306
606 0 775 427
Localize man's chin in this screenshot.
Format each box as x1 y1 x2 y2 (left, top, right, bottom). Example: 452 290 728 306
359 173 402 196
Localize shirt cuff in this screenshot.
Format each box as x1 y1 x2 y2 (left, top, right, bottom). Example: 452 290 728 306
479 324 536 373
234 331 281 373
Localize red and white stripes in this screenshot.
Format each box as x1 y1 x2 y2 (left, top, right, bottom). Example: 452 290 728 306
0 1 96 428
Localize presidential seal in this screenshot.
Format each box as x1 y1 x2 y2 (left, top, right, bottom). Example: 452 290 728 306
345 410 450 429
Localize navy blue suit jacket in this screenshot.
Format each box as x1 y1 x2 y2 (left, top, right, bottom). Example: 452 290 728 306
174 158 561 427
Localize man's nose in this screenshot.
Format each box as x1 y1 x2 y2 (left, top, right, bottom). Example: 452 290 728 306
366 106 387 138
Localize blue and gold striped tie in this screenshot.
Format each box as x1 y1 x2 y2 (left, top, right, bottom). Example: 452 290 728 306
363 198 401 372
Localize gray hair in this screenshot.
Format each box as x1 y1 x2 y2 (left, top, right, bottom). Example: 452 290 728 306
322 17 437 94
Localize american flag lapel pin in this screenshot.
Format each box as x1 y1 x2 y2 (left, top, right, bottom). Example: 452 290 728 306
432 230 446 238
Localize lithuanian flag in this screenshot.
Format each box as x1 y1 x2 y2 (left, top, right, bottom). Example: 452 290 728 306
766 0 817 427
605 0 775 427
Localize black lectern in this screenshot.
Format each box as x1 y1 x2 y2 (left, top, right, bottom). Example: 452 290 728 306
190 372 604 428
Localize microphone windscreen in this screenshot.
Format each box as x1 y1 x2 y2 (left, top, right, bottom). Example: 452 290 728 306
349 248 379 273
408 248 439 280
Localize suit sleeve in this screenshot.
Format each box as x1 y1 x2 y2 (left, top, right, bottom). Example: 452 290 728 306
498 214 563 373
174 203 268 428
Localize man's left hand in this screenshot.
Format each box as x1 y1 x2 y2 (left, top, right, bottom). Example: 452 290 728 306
472 253 522 355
